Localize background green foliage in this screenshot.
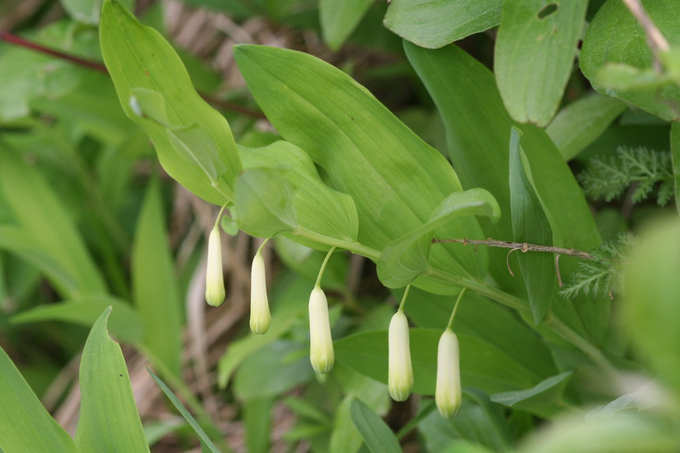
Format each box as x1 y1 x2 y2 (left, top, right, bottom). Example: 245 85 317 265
0 0 679 451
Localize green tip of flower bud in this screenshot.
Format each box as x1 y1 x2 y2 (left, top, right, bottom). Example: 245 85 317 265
205 226 225 307
388 310 413 402
250 252 271 335
309 287 334 374
436 329 462 418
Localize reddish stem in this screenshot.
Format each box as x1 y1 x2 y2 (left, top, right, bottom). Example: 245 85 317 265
0 31 265 119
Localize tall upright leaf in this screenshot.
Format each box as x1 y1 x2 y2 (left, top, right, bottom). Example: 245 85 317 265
234 45 487 290
0 149 106 298
100 0 241 205
132 179 183 377
75 307 150 452
495 0 589 126
0 348 78 453
509 128 556 324
404 42 609 344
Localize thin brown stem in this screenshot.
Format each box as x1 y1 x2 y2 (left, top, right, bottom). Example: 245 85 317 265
620 0 671 72
433 237 592 260
0 31 266 119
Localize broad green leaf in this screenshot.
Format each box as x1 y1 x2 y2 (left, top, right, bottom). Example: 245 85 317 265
580 0 680 121
147 369 221 453
377 188 500 289
234 44 487 290
0 347 78 453
76 307 149 452
509 128 556 324
671 122 680 215
233 340 313 400
404 42 609 344
11 295 144 345
240 141 359 245
234 168 298 238
517 412 677 453
546 93 627 161
495 0 588 126
167 125 227 186
217 274 309 387
0 149 106 297
623 218 680 398
132 179 183 377
61 0 133 24
330 365 390 453
100 0 241 204
491 371 572 418
384 0 504 49
244 398 273 453
129 88 228 185
350 398 402 453
320 0 372 50
129 87 170 125
336 328 539 395
0 226 79 297
419 390 510 452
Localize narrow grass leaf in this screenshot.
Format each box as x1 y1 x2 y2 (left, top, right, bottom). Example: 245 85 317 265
148 368 221 453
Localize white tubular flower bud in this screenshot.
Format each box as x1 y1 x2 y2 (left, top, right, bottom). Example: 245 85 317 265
388 310 413 401
308 287 334 374
249 251 271 334
205 225 225 307
436 329 462 418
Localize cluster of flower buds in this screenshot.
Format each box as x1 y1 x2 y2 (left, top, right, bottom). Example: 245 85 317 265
386 288 462 418
204 218 272 338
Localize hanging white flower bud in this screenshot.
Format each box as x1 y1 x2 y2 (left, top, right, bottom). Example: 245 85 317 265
308 286 334 374
205 225 225 307
388 309 413 401
436 329 462 418
249 251 271 334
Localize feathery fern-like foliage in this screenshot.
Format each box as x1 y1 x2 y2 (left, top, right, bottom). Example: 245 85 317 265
560 234 635 299
578 147 674 206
